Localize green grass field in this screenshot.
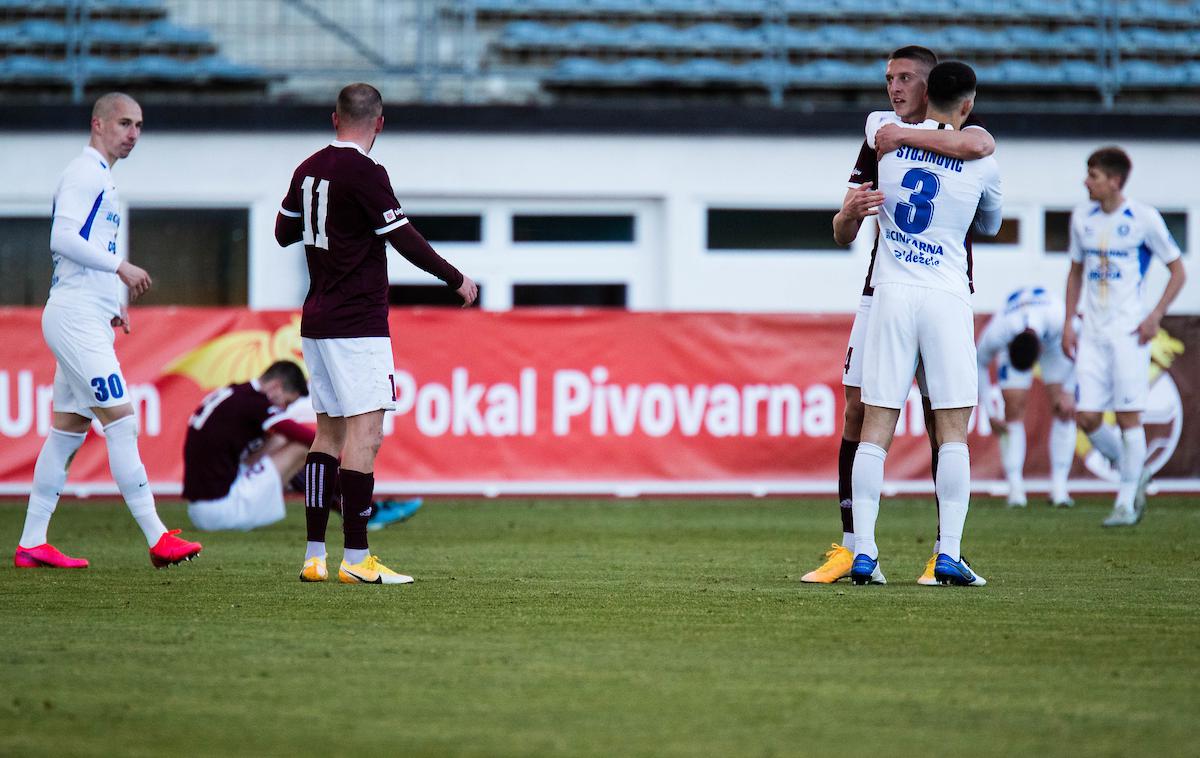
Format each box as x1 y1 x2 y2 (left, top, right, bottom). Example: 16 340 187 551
2 495 1198 757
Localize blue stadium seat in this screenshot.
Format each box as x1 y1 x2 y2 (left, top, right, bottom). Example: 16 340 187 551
548 57 612 81
1119 59 1189 87
690 22 766 51
15 20 71 45
626 22 682 50
0 54 69 81
1058 59 1102 85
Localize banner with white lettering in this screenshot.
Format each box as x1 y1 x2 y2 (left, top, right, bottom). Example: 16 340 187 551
1 308 1196 495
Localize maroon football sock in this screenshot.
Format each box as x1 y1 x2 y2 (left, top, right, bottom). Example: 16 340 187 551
304 452 338 543
838 437 857 534
339 468 375 551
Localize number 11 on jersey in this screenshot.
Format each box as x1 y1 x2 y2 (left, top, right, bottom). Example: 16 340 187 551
301 176 330 249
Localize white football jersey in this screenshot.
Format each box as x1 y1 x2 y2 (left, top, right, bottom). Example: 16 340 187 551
1068 198 1182 334
977 286 1066 368
47 146 123 316
866 111 1002 302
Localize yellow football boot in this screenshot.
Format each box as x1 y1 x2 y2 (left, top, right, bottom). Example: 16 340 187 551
800 544 853 583
917 555 938 586
299 555 328 582
338 555 414 585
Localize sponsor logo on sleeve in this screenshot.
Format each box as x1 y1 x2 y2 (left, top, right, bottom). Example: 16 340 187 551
383 209 397 223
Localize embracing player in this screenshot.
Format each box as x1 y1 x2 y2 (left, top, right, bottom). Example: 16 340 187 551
804 46 995 585
14 93 202 569
1063 147 1187 527
276 83 477 584
977 286 1077 508
850 61 1002 587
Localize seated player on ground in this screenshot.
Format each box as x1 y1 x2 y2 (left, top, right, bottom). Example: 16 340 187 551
182 361 313 531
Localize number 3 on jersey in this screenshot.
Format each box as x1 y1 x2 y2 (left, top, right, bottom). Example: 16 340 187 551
301 176 330 249
896 168 940 235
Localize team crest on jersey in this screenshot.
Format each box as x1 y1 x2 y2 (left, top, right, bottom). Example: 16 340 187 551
1117 224 1130 236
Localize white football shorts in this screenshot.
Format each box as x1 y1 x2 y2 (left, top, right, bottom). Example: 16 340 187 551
862 283 977 410
997 342 1076 393
42 301 128 419
843 294 928 396
187 457 285 532
1075 329 1149 412
842 295 872 388
302 336 397 417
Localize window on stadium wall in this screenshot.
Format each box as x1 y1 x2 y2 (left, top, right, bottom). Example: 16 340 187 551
512 215 635 243
128 208 249 305
706 209 843 251
407 214 483 243
1044 210 1188 254
975 218 1020 246
513 283 627 307
390 284 483 307
0 216 54 305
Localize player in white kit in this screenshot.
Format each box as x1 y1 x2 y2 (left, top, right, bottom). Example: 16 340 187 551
805 45 996 585
13 93 203 569
1062 147 1187 527
977 286 1077 508
849 62 1002 587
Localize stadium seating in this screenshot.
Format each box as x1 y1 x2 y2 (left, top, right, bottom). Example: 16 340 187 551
0 0 271 97
479 0 1200 106
5 0 1200 106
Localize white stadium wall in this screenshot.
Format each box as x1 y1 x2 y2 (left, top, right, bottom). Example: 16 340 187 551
1 130 1197 315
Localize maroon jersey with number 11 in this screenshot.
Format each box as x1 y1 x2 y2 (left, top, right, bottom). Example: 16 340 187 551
280 141 461 339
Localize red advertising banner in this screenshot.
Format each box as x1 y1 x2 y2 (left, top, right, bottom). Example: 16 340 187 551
1 307 1196 496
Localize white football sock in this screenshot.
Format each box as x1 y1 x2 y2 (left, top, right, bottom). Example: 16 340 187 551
1049 418 1077 503
1000 421 1026 499
103 416 166 545
935 443 971 561
19 428 87 547
1088 424 1123 467
344 548 370 565
850 442 886 560
305 541 326 561
841 531 855 553
1116 427 1147 510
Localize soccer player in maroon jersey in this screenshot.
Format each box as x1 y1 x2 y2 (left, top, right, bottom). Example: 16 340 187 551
275 83 477 584
802 46 996 585
182 361 313 531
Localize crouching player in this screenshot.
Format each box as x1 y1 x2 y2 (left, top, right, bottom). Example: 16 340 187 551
977 286 1077 508
183 361 313 531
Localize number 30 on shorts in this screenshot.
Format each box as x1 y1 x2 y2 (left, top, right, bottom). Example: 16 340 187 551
91 373 125 402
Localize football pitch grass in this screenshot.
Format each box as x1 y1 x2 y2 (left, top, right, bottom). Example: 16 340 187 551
2 495 1198 757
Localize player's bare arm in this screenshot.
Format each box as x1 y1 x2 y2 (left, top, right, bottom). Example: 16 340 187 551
1062 261 1084 359
117 260 151 300
456 275 479 307
1135 257 1187 343
874 123 995 160
111 304 131 334
833 183 884 246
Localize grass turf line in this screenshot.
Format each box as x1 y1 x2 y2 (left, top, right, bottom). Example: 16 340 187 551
1 496 1198 757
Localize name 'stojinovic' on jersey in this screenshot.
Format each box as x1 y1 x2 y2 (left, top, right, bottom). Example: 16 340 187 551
892 146 965 172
